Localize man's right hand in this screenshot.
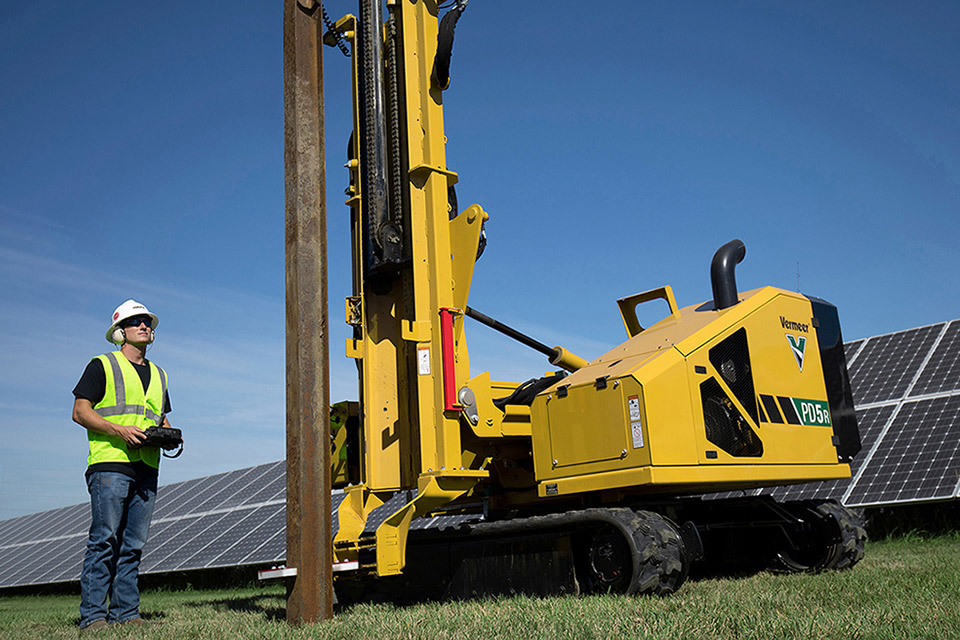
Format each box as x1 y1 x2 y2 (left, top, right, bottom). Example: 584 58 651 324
73 398 146 448
114 424 147 447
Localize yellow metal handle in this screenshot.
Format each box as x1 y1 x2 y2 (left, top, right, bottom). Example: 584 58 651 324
617 285 681 337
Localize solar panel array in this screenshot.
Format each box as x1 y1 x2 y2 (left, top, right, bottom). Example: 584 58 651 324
0 463 475 589
2 319 959 589
0 461 293 589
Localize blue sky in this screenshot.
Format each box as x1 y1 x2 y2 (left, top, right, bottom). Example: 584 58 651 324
1 1 958 520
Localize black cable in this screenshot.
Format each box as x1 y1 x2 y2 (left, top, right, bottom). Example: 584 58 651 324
432 0 468 89
321 4 350 57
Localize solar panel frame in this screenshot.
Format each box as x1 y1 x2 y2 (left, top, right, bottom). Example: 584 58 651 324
145 515 190 544
765 478 847 503
31 540 80 584
0 507 88 587
198 505 274 568
0 519 17 541
239 464 286 506
210 462 281 511
153 495 287 571
44 551 84 585
705 401 899 503
213 503 285 567
2 539 63 587
169 506 267 570
54 504 90 537
0 536 44 584
829 404 900 489
37 552 81 587
841 322 955 502
241 524 286 566
911 321 960 397
0 516 27 543
844 340 865 368
0 465 290 588
152 481 207 521
155 477 195 501
187 466 263 515
0 547 23 584
140 514 204 570
845 396 960 506
160 471 239 519
2 511 57 547
148 512 241 573
330 490 346 535
848 324 944 405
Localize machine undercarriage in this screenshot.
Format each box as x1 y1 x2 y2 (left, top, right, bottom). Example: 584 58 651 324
331 496 865 602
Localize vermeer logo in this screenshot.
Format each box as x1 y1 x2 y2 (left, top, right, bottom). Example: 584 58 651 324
780 316 809 333
786 334 806 371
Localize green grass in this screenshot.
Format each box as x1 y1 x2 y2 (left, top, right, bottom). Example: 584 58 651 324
2 535 959 640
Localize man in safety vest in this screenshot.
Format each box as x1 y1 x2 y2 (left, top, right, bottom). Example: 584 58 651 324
72 299 179 632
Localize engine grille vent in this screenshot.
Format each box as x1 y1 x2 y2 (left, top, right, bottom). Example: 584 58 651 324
700 378 763 457
709 328 759 424
701 329 763 457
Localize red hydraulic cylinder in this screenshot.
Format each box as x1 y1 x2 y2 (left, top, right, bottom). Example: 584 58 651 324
439 308 461 412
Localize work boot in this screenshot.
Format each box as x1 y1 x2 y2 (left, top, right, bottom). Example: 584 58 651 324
121 617 148 626
78 619 108 634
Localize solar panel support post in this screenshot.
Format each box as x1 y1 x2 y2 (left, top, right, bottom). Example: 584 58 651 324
283 0 332 624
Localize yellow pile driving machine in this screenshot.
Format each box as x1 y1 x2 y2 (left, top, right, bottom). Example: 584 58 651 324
323 0 864 599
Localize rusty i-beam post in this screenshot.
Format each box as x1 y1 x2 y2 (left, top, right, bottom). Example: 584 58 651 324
283 0 332 624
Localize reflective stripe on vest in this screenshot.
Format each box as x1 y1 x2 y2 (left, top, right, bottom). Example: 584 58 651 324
88 351 167 469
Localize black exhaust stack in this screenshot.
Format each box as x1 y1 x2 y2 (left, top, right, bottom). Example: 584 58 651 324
711 239 746 310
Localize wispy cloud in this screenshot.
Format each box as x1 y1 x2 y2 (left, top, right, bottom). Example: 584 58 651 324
0 213 292 518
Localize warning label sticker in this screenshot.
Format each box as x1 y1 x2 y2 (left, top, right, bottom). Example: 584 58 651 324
631 420 644 449
628 395 644 448
417 347 430 375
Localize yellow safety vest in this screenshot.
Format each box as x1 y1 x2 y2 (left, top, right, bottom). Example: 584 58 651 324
88 351 167 469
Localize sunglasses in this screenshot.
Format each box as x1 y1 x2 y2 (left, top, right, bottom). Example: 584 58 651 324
122 315 154 329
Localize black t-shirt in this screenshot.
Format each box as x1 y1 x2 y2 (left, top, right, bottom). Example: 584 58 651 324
73 357 172 480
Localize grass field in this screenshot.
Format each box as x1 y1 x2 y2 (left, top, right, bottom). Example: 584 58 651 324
2 534 958 640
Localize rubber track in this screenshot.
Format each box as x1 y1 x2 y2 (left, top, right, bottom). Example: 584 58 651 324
816 501 866 570
769 499 866 573
462 507 687 595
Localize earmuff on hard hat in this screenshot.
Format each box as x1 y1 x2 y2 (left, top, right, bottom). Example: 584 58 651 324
106 299 159 345
109 326 154 345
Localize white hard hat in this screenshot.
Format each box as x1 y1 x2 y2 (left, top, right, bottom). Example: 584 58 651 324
106 299 159 344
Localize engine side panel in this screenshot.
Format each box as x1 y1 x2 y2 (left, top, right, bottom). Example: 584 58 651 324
530 287 857 498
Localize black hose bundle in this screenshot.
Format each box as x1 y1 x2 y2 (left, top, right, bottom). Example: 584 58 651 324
432 0 468 90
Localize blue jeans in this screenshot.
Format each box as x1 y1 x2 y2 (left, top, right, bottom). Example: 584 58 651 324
79 471 157 627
